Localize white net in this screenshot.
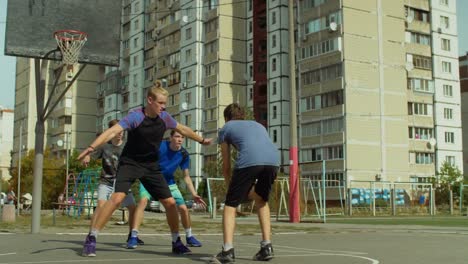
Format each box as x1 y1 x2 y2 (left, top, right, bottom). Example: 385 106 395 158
54 30 87 65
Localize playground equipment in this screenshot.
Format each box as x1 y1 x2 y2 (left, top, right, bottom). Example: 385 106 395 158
66 169 100 218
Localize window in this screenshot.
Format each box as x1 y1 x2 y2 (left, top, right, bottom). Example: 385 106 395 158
442 61 452 73
185 27 192 40
249 42 253 55
204 108 217 121
205 63 217 77
407 78 434 93
414 152 434 164
248 0 252 11
441 38 451 51
323 145 343 160
272 58 277 72
133 37 139 48
445 132 454 143
272 105 277 119
133 91 138 103
185 70 192 83
272 81 277 95
204 40 218 54
185 49 192 62
133 1 140 12
123 40 129 49
249 87 253 100
408 102 431 116
133 55 138 66
272 129 277 143
185 92 192 105
248 21 253 33
302 64 342 85
204 85 217 99
440 15 449 29
271 11 276 25
412 55 432 70
133 19 139 30
443 84 453 97
272 34 277 48
446 156 455 166
133 73 138 87
410 32 431 45
440 0 449 5
407 7 430 23
409 127 433 140
249 65 253 78
301 38 340 59
444 108 453 119
304 11 342 35
205 18 218 33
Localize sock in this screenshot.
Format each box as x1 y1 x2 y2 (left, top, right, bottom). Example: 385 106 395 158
171 232 180 243
261 240 271 247
185 228 192 238
90 229 99 238
223 243 233 251
131 229 139 238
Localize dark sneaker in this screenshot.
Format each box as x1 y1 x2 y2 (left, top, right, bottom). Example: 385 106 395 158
253 243 274 261
82 234 96 257
186 236 202 247
127 233 145 245
127 236 138 249
209 248 235 264
172 237 192 255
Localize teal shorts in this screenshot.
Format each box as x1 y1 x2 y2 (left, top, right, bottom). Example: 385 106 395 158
140 183 186 206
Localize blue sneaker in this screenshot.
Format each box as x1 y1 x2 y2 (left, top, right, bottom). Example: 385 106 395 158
186 236 202 247
127 233 144 245
82 234 96 257
127 236 138 249
172 237 192 255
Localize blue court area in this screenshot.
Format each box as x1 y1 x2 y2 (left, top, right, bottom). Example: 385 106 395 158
1 222 467 264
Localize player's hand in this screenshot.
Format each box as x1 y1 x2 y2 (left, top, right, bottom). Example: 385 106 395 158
201 138 213 145
77 147 93 166
193 194 207 208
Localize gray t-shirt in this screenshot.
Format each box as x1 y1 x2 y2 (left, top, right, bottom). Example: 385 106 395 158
91 142 124 186
218 120 279 169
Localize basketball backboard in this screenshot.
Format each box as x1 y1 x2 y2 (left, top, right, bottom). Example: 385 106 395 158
5 0 122 66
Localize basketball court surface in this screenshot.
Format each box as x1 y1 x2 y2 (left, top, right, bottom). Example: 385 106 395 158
1 223 467 264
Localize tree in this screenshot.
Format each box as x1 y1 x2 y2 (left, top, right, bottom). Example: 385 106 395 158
9 148 65 209
434 161 463 205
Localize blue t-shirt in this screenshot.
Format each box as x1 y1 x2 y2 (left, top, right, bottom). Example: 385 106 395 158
218 120 279 169
159 141 190 185
118 107 177 162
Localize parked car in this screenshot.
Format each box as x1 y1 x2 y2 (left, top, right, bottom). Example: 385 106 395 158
145 199 166 213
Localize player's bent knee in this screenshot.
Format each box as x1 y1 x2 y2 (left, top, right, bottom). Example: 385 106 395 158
160 197 176 208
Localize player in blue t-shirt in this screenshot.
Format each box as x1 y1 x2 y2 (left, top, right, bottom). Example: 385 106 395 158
78 81 212 257
128 130 206 249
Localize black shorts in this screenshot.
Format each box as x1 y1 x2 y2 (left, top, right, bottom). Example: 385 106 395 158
114 157 172 200
225 165 278 207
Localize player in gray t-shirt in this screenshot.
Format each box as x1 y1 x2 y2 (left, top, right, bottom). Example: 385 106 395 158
210 103 279 263
82 119 141 245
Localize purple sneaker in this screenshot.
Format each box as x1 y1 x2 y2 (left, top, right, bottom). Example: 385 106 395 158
82 234 96 257
172 237 192 255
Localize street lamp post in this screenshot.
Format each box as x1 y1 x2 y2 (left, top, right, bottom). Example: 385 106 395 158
17 123 23 216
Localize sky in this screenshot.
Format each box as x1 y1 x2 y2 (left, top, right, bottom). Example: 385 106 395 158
0 0 467 109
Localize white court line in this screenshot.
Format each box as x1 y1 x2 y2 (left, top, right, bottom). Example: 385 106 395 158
240 242 370 255
319 253 379 264
0 253 16 256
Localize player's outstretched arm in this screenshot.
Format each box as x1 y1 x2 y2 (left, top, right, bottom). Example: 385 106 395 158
175 123 212 145
77 124 124 161
182 169 207 207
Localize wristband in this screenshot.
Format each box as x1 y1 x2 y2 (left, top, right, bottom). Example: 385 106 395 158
88 145 96 151
199 138 205 144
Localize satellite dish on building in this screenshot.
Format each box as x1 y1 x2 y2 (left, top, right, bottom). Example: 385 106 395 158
182 15 188 23
429 138 437 147
56 139 64 147
329 22 338 32
181 102 188 110
406 16 414 23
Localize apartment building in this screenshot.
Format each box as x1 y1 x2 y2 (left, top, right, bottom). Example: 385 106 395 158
460 54 468 174
295 0 462 187
13 58 100 165
0 107 14 183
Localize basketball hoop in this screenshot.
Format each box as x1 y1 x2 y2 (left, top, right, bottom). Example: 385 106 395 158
54 30 87 77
